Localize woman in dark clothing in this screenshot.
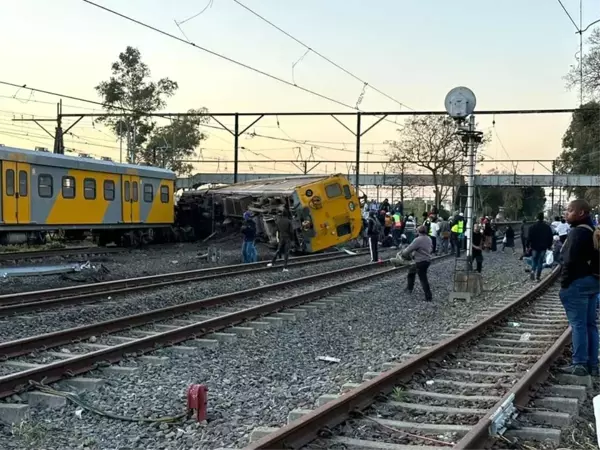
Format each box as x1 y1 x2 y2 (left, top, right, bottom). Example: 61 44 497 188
502 225 515 254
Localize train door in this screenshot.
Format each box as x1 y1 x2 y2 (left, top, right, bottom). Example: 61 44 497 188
121 175 141 224
15 162 30 224
122 176 132 223
2 161 17 224
130 175 141 223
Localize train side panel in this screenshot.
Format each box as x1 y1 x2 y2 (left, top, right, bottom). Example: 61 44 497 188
141 177 174 224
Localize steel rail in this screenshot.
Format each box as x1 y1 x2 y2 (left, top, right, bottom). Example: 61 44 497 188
0 264 400 398
0 246 123 262
0 251 366 314
243 266 560 449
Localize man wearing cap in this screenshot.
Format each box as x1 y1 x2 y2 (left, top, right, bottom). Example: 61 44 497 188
241 211 257 263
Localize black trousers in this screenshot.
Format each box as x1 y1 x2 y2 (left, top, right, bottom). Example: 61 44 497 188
369 235 379 262
521 236 528 254
451 232 460 257
472 252 483 273
271 239 291 267
407 261 432 301
430 236 437 253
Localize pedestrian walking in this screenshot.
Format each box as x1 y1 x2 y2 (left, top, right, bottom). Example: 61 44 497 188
450 212 464 257
520 219 529 257
527 212 554 281
392 211 403 247
438 216 450 254
266 209 294 272
429 217 439 254
401 225 433 302
557 199 600 376
241 211 258 263
367 211 381 262
557 217 570 243
404 215 416 244
502 225 515 254
551 216 561 234
471 224 484 272
483 219 493 251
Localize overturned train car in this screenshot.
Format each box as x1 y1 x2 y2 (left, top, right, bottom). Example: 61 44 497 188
176 174 363 252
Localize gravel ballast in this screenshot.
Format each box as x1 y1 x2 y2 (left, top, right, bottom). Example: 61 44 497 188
0 250 542 450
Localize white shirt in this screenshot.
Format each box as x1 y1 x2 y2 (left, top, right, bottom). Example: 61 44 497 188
430 222 439 237
557 222 570 236
551 221 561 233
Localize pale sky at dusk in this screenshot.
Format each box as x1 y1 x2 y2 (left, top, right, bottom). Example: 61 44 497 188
0 0 596 177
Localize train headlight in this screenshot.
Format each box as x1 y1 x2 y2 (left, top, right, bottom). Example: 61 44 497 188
348 201 355 211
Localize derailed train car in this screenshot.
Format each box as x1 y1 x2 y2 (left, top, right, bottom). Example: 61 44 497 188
176 174 363 252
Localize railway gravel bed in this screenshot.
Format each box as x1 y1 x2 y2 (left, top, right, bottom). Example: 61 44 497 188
0 250 392 343
0 250 534 450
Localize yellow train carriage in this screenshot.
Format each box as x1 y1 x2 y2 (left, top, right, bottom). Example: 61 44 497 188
0 146 175 245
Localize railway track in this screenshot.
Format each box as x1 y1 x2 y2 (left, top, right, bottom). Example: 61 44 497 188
0 249 376 316
0 254 427 399
0 246 124 262
243 267 574 449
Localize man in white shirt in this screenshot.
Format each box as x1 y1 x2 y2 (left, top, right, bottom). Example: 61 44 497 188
551 216 561 234
556 218 570 243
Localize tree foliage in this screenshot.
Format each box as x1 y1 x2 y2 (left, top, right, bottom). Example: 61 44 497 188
387 116 474 208
140 110 209 176
95 46 178 163
565 28 600 99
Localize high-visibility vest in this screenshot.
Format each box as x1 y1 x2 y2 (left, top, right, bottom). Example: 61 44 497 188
393 214 402 228
451 220 464 233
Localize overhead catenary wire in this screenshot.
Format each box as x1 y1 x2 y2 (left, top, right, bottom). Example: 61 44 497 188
230 0 413 110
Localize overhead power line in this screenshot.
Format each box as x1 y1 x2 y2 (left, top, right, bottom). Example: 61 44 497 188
230 0 413 110
556 0 580 31
82 0 360 111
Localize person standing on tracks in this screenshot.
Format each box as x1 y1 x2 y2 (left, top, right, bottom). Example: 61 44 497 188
401 225 433 302
450 212 464 257
502 225 515 254
403 215 416 244
527 213 554 281
471 224 484 273
428 216 439 255
558 199 600 376
241 211 258 263
367 211 381 263
267 208 293 272
392 211 403 247
520 219 529 258
438 216 450 254
557 217 570 243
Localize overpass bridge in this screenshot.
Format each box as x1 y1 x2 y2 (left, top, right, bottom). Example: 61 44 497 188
176 172 599 190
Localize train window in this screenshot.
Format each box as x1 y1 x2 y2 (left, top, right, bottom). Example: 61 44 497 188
84 178 96 200
132 182 139 202
104 180 115 201
325 183 342 199
62 176 75 199
124 181 131 202
18 171 27 197
160 185 169 203
5 169 14 196
143 184 153 203
38 174 53 198
343 184 352 200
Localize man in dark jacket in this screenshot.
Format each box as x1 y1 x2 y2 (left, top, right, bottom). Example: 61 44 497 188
401 225 433 301
527 213 553 281
519 219 529 259
267 209 294 272
558 199 600 376
241 211 257 263
367 211 380 262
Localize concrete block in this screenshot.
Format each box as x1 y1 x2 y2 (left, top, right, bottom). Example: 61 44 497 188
505 427 561 445
186 315 212 322
470 351 534 360
102 366 139 376
341 382 361 392
294 304 318 311
249 427 279 442
80 343 111 350
535 397 579 415
524 411 571 427
140 356 169 366
370 418 471 436
3 361 42 371
188 339 219 348
326 436 440 450
403 389 501 403
28 392 67 409
261 317 283 327
431 379 511 389
480 338 547 347
548 384 587 402
555 373 592 388
65 377 106 392
109 335 137 343
47 351 77 360
247 321 271 330
170 346 198 355
226 327 255 337
287 308 308 317
207 332 237 343
309 302 330 309
169 320 195 327
0 404 29 424
388 400 487 415
363 372 382 381
287 408 312 423
316 394 339 407
272 312 296 321
153 324 179 331
443 368 517 378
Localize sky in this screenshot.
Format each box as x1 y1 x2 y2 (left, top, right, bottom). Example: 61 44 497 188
0 0 597 178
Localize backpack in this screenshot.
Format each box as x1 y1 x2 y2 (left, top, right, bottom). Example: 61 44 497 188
576 224 600 273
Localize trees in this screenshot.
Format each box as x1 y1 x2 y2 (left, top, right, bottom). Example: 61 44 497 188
95 46 178 163
565 28 600 100
387 116 470 208
140 110 209 176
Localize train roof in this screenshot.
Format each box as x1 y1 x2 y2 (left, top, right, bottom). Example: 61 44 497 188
0 146 176 180
204 173 347 196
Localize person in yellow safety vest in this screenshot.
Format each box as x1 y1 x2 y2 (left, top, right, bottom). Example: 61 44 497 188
392 212 403 247
450 213 464 257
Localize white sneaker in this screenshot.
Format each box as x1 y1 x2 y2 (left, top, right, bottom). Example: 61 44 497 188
282 268 289 272
267 263 273 267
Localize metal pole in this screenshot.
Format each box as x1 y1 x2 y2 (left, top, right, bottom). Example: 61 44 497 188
234 113 239 183
355 112 361 189
551 160 556 215
119 121 123 163
400 162 405 205
465 115 476 264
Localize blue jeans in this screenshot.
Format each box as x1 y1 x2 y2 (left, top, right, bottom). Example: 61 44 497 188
242 241 257 263
531 250 546 279
560 276 600 368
